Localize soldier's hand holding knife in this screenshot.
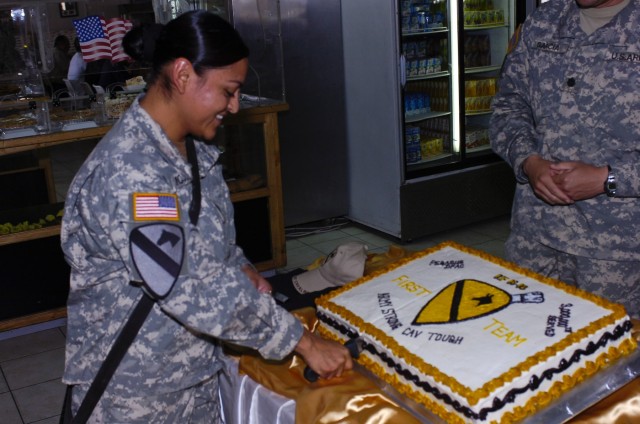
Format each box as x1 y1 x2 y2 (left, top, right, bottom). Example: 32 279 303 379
295 329 353 380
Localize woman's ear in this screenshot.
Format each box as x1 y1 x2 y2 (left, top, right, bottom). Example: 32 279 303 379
169 58 194 94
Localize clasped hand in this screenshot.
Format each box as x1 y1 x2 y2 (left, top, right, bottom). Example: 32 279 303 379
523 155 609 205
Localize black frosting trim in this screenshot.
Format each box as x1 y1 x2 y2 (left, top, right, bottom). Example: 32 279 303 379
317 312 632 421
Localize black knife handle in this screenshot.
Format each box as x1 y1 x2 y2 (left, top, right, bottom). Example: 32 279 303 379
303 365 320 382
303 338 361 382
344 338 361 358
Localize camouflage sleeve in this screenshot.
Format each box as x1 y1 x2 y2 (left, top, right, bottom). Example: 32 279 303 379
227 242 252 269
61 161 135 285
160 266 303 360
613 160 640 198
490 20 538 184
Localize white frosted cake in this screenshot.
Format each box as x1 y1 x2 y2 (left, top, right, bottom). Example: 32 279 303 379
316 242 636 423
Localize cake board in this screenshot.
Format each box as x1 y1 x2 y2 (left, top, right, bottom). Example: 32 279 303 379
352 346 640 423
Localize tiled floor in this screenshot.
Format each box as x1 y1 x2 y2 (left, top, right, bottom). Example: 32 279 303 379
0 215 511 423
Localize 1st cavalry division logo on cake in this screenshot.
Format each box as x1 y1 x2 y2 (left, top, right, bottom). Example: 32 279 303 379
413 279 545 325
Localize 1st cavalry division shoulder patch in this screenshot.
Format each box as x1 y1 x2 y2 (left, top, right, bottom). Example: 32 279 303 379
133 193 180 221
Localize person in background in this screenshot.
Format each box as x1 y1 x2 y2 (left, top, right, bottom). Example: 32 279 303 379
60 11 352 422
67 37 86 95
67 38 86 82
490 0 640 318
96 58 129 89
83 58 106 87
84 58 134 93
48 34 71 92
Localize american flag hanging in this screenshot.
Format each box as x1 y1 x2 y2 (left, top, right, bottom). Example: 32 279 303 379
73 15 133 63
106 17 133 63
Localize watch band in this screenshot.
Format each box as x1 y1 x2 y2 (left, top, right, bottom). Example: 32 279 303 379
604 165 617 197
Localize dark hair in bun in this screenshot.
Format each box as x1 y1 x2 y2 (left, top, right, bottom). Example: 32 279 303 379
122 23 163 64
123 11 249 86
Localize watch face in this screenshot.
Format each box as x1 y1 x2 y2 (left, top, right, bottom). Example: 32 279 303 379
605 171 617 197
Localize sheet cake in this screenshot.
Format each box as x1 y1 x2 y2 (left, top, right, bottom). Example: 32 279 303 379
316 242 636 423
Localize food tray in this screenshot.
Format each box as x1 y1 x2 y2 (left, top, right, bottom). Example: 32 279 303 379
123 84 145 92
0 127 38 140
62 121 98 131
0 115 37 131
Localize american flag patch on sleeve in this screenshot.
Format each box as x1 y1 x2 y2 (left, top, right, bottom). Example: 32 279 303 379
133 193 180 221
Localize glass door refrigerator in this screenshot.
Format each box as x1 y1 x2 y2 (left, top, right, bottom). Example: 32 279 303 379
343 0 524 241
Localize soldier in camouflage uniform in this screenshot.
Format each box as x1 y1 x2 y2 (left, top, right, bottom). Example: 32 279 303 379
61 11 351 422
490 0 640 318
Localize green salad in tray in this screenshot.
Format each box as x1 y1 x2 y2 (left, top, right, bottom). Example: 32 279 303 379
0 206 64 235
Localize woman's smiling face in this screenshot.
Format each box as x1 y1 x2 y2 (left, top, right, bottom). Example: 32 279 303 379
182 58 249 141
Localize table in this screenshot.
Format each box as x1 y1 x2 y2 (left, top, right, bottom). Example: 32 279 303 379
220 356 295 424
223 309 640 424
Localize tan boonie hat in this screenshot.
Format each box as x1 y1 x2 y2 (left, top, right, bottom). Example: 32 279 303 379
292 242 367 294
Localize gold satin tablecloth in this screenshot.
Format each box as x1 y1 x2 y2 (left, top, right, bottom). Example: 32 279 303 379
238 247 640 423
239 307 422 424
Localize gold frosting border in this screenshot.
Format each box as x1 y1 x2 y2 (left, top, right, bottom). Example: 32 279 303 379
496 338 636 423
316 241 635 407
318 324 637 424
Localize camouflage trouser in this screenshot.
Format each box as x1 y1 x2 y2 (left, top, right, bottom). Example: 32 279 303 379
505 233 640 319
71 375 221 423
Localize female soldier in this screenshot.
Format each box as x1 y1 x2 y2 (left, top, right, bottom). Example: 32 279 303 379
61 11 351 422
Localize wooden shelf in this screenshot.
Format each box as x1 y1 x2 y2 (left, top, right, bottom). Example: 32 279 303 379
0 126 111 156
0 307 67 333
230 187 270 203
0 225 61 246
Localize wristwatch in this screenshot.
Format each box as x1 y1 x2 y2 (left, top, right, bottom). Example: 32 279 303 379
604 165 617 197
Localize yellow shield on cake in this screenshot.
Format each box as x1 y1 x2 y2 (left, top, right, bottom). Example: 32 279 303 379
413 279 512 324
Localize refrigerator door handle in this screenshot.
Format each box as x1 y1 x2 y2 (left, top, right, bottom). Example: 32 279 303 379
400 54 406 88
